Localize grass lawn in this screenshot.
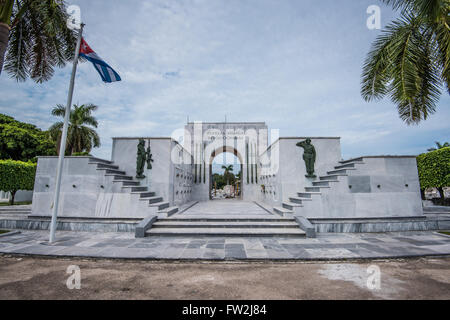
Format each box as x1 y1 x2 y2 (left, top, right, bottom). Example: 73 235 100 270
0 230 10 235
439 231 450 236
0 201 32 207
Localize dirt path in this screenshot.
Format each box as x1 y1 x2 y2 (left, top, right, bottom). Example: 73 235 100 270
0 255 449 300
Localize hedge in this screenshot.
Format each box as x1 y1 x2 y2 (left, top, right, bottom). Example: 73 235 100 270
0 160 37 205
417 147 450 201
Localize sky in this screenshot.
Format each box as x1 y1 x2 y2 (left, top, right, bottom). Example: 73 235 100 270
0 0 449 161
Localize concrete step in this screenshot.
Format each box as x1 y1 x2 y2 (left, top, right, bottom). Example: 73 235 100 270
0 207 31 212
146 227 306 237
142 196 163 204
327 168 355 175
137 192 156 198
128 187 148 192
339 157 364 164
152 221 299 228
273 206 293 216
99 168 126 175
161 217 295 222
149 201 170 210
313 180 339 187
158 206 179 217
319 174 346 181
290 197 312 204
305 187 322 192
297 192 321 198
106 175 133 181
282 202 303 211
95 163 119 170
89 157 113 165
121 181 140 186
0 210 31 215
334 162 364 170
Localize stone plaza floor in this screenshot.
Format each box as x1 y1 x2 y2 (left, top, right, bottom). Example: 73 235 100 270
0 229 449 260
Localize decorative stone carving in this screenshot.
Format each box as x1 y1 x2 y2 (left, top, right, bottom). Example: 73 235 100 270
296 138 317 178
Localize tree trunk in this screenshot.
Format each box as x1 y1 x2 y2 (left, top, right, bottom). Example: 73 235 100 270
9 190 16 206
437 187 445 204
420 189 425 200
0 23 10 76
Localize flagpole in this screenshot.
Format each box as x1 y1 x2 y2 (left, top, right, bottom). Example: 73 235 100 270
49 23 84 243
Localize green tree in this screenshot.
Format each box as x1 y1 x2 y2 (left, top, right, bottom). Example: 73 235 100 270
417 147 450 203
428 141 450 151
49 103 100 155
0 160 36 205
361 0 450 124
0 113 56 161
221 164 235 185
0 0 77 82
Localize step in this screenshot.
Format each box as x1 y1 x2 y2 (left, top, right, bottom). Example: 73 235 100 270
313 180 338 187
121 181 140 186
161 217 295 222
141 196 163 204
282 202 302 211
149 201 170 210
98 168 126 175
327 168 355 175
95 163 119 170
158 206 179 217
129 187 148 192
152 221 299 228
334 162 364 170
146 227 306 237
290 197 311 204
297 192 321 198
137 192 156 198
0 207 32 212
319 174 345 181
273 206 293 216
89 157 113 165
106 175 133 181
0 210 31 215
339 157 364 164
305 187 322 192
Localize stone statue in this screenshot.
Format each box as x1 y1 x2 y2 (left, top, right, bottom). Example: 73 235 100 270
136 139 146 179
146 142 154 170
296 138 317 178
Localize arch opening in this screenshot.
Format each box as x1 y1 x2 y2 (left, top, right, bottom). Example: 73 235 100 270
209 147 243 200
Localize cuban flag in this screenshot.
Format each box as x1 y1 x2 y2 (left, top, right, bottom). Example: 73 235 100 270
79 38 121 83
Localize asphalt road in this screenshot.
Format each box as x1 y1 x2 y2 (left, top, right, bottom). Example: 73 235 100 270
0 255 449 300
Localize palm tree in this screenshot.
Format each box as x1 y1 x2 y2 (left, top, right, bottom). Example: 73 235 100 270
222 164 234 185
427 141 450 151
49 104 100 155
0 0 77 82
361 0 450 125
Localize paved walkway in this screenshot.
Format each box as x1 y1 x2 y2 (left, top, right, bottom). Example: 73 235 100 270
178 199 272 218
0 230 449 260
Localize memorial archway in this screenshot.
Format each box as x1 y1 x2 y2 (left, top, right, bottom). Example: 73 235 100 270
209 146 243 200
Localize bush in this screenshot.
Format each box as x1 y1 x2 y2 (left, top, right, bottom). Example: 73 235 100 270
417 147 450 204
0 160 37 205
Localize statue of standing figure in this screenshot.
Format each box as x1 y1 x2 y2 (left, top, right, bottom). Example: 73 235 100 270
296 139 317 178
136 139 147 179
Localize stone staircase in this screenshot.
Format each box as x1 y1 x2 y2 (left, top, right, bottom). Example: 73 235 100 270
273 158 365 218
88 157 179 217
145 216 306 237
